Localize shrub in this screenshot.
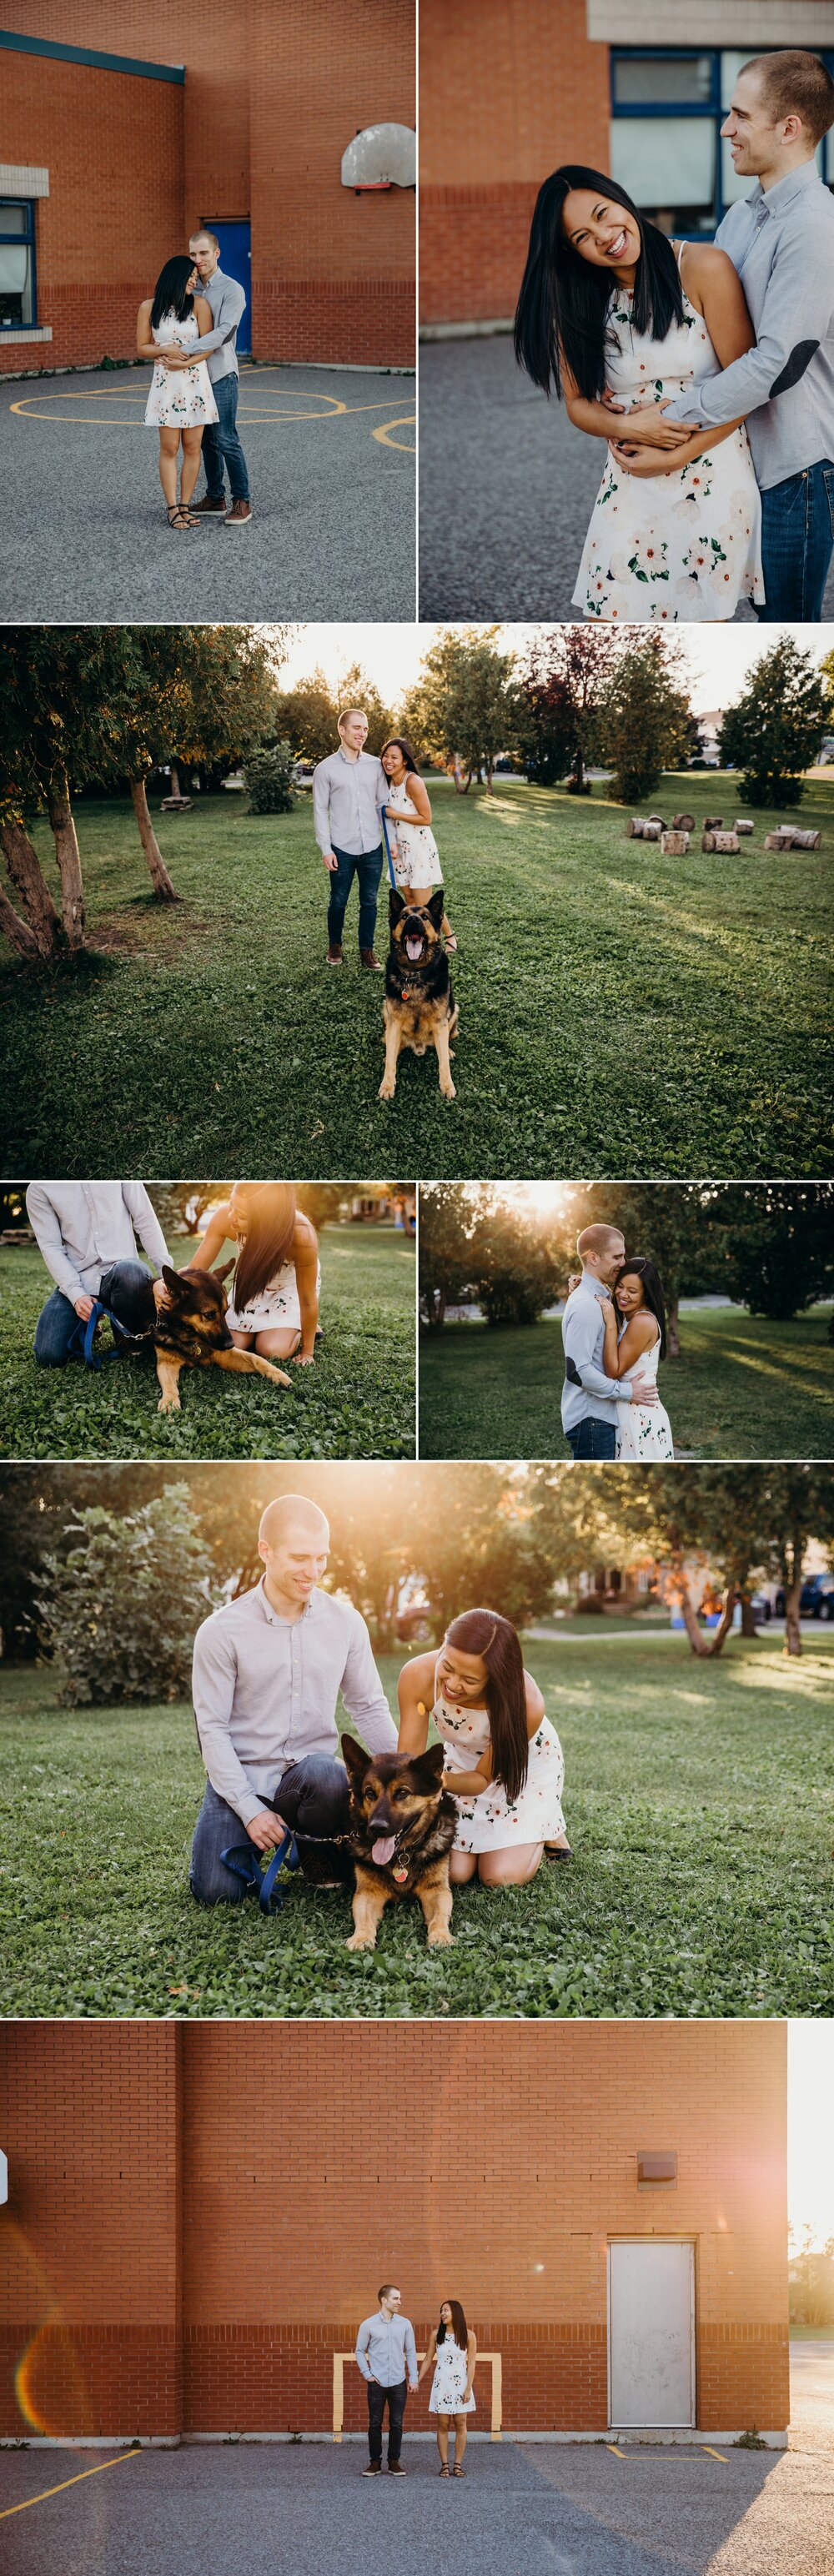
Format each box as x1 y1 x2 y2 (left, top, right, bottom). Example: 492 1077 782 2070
244 739 299 815
35 1485 214 1705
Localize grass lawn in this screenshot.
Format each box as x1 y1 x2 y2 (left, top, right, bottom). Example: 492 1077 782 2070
0 1229 415 1460
1 776 830 1178
2 1634 831 2019
419 1303 834 1461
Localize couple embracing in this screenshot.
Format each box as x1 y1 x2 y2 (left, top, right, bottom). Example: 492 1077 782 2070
137 228 251 530
515 49 834 620
561 1222 673 1463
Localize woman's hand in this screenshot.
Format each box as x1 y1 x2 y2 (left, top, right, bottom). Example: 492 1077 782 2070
610 439 686 478
615 401 691 449
293 1351 315 1367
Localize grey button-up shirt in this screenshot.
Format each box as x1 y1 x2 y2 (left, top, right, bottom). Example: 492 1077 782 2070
312 747 386 857
25 1182 169 1307
560 1272 632 1435
193 264 246 384
664 162 834 490
355 2312 418 2385
192 1579 398 1825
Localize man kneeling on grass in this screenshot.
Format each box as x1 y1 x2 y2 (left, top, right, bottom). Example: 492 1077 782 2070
189 1494 398 1902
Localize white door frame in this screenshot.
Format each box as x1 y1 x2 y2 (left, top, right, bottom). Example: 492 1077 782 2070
607 2238 696 2428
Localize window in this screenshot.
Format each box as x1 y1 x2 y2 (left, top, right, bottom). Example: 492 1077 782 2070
0 200 36 329
610 47 834 239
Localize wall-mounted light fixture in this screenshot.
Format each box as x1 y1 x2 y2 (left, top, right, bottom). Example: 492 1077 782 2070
637 2151 677 2186
341 123 416 192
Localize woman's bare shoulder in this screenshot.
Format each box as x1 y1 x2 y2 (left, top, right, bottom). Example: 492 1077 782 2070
294 1209 319 1253
402 1649 435 1691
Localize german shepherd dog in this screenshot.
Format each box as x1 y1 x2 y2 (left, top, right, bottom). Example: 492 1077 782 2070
340 1734 457 1949
125 1265 292 1414
379 889 459 1102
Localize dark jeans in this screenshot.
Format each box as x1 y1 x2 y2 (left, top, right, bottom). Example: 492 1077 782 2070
367 2379 407 2466
756 459 834 620
565 1417 617 1461
200 371 250 503
327 844 384 952
33 1259 155 1365
189 1755 349 1905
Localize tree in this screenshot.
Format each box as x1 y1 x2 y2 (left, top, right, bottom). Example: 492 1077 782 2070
101 625 283 896
335 662 396 756
35 1486 215 1705
595 632 692 803
401 627 520 791
243 741 298 815
753 1465 834 1658
515 627 619 790
719 636 827 806
597 1467 777 1658
269 668 339 765
719 1184 834 1320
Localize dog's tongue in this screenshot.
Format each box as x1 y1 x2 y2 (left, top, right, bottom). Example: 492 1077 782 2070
372 1835 397 1866
404 936 422 962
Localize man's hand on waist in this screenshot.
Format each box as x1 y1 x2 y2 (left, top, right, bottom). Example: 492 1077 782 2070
629 1375 659 1407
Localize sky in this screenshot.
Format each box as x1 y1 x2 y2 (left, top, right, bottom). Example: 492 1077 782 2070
274 620 834 716
788 2021 834 2249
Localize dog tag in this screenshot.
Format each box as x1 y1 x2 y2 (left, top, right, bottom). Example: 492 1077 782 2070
393 1865 409 1883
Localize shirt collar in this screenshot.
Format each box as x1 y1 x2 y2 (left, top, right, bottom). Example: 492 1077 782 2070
580 1268 610 1300
337 746 364 766
748 159 820 219
255 1576 315 1628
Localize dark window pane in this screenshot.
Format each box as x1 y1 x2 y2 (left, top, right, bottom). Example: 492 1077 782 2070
0 203 29 237
613 53 714 108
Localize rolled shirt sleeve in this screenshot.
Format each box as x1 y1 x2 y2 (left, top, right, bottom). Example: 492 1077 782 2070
25 1184 85 1304
664 233 834 431
340 1613 399 1756
562 1298 631 1403
192 1619 264 1827
122 1183 170 1274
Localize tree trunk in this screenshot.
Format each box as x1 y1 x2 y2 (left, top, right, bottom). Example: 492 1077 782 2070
485 759 494 794
784 1578 802 1658
0 815 62 958
666 1298 681 1358
169 762 181 801
425 1288 446 1329
0 881 43 961
129 777 178 901
575 746 585 791
670 1546 736 1657
46 775 85 950
740 1592 757 1640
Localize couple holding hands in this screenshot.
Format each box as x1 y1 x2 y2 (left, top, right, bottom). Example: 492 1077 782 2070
356 2286 477 2478
313 709 455 972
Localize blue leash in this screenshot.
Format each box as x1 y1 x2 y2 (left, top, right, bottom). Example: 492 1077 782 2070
67 1298 135 1371
381 808 399 893
220 1829 300 1914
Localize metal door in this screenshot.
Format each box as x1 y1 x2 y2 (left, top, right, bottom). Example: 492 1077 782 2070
608 2241 696 2428
206 221 251 355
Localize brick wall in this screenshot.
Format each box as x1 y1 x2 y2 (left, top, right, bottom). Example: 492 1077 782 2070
1 3 414 374
420 0 610 324
0 2022 788 2438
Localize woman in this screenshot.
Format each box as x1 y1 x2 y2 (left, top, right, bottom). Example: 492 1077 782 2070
418 2299 477 2478
137 256 219 531
193 1183 320 1364
398 1607 570 1886
599 1256 674 1461
514 167 764 622
380 738 457 949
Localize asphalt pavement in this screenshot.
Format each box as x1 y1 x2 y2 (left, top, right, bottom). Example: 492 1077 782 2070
1 2437 831 2576
419 333 834 624
1 364 414 621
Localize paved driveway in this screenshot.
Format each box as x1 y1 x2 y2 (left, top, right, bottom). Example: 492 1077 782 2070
1 364 414 621
419 334 834 624
1 2439 831 2576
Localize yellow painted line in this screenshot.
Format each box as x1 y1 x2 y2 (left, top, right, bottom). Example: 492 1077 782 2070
0 2448 142 2519
372 415 415 451
702 2447 729 2463
606 2443 631 2459
10 389 414 431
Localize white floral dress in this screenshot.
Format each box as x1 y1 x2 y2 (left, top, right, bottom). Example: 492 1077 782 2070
572 257 763 622
226 1258 321 1336
615 1324 674 1461
385 776 444 889
144 312 219 429
429 2337 475 2415
433 1666 566 1852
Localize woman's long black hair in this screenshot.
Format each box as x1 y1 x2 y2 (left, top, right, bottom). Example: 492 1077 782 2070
513 164 684 402
613 1257 667 1363
151 256 198 330
380 736 421 777
438 2300 469 2350
445 1608 530 1808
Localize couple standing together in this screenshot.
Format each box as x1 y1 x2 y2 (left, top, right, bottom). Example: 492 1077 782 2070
515 48 834 620
561 1223 673 1463
312 709 455 972
356 2287 476 2478
138 228 251 530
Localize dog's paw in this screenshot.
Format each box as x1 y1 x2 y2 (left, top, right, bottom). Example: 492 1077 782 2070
378 1077 396 1101
157 1393 181 1413
427 1926 455 1947
346 1930 377 1951
440 1078 457 1101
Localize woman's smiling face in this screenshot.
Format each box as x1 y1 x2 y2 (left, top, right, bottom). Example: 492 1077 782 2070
381 742 405 777
436 1641 489 1705
615 1271 646 1315
562 190 641 271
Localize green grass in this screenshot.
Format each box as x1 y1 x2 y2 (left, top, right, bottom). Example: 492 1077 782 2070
419 1304 834 1461
0 1230 415 1460
1 776 831 1177
2 1635 831 2019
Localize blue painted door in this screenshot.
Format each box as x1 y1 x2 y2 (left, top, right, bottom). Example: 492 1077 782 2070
208 221 251 356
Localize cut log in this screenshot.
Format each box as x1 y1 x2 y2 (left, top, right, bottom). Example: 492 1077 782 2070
734 820 754 835
647 815 667 828
702 829 740 853
764 829 796 851
661 830 690 855
671 812 695 831
787 828 821 850
704 815 723 830
160 796 193 812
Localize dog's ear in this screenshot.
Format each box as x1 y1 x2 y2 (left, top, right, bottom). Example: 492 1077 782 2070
389 888 406 926
426 888 445 928
162 1264 186 1298
340 1734 368 1785
414 1740 446 1785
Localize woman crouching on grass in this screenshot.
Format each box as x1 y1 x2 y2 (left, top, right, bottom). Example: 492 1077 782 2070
193 1182 320 1365
419 2300 477 2478
380 737 457 950
397 1608 571 1886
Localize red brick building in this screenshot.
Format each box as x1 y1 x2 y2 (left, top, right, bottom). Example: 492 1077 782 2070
0 3 414 374
0 2022 789 2441
420 2 834 326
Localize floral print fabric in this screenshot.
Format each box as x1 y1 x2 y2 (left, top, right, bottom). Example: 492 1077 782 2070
385 776 445 888
572 281 764 622
429 2338 476 2414
434 1670 566 1851
225 1259 322 1336
615 1326 674 1460
144 314 219 429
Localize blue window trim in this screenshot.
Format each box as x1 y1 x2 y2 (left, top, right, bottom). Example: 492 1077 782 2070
0 193 36 329
0 29 184 83
610 44 834 228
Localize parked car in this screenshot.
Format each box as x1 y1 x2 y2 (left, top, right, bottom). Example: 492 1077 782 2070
773 1571 834 1619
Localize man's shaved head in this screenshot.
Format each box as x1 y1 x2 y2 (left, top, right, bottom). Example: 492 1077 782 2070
259 1494 329 1550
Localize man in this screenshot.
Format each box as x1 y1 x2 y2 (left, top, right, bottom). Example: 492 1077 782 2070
561 1223 657 1461
312 709 386 970
160 227 251 526
189 1494 398 1903
620 50 834 620
355 2284 418 2477
26 1181 172 1366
